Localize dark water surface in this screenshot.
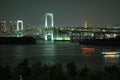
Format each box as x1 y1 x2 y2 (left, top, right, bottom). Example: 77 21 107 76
0 41 120 70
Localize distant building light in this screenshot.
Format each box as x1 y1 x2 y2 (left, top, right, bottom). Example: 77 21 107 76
102 29 105 32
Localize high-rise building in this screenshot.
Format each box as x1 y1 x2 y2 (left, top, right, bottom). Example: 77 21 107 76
0 21 7 32
9 21 16 33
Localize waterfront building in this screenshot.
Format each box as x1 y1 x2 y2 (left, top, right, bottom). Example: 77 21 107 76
9 21 16 33
0 21 7 32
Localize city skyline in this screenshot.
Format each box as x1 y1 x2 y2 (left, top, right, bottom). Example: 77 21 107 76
0 0 120 27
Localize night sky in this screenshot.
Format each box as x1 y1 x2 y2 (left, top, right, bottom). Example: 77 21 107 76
0 0 120 27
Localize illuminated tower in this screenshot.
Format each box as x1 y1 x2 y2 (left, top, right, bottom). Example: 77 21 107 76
44 13 54 41
16 20 23 37
17 20 23 31
45 13 54 28
84 20 88 28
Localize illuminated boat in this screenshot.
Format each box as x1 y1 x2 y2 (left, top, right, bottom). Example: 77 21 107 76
102 51 120 58
81 48 94 53
102 51 119 55
0 36 36 44
102 51 119 63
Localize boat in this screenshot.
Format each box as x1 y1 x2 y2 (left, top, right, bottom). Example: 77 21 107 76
0 36 36 44
102 51 120 63
102 51 119 55
81 48 94 53
79 36 120 46
101 51 120 58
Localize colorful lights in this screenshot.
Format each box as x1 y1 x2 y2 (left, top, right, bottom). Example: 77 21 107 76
104 54 119 58
14 31 23 37
102 51 119 55
54 34 70 40
102 51 120 58
54 36 70 40
102 51 120 63
81 48 94 54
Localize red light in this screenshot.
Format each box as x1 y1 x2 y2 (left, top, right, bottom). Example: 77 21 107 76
81 48 94 54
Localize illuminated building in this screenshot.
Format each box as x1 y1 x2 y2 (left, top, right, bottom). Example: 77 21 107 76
0 21 7 32
9 21 16 33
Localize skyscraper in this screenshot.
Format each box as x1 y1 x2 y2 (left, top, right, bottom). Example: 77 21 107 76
0 21 7 32
9 21 16 33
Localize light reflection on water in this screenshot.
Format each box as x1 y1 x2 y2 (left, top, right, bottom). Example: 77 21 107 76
102 51 120 65
0 41 120 70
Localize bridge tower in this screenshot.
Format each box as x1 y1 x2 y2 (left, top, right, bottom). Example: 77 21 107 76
44 13 54 41
16 20 24 37
17 20 23 31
